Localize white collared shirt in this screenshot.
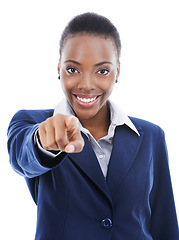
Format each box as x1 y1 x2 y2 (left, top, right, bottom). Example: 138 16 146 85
36 98 140 178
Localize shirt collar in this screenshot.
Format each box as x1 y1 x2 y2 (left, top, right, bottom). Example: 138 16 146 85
54 98 140 137
108 100 140 136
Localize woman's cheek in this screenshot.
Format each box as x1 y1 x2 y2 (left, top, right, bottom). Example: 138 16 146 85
61 72 74 90
102 77 115 91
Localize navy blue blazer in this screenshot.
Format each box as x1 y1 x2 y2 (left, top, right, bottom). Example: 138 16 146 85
7 109 179 240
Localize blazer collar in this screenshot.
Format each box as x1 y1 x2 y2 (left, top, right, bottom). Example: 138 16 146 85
106 124 143 194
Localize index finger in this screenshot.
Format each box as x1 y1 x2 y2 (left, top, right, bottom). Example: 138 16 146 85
64 116 84 153
65 116 79 131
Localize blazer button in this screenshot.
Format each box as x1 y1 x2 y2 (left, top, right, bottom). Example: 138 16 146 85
101 218 113 230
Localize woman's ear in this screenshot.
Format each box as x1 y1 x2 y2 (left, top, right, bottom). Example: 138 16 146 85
116 61 120 81
57 61 61 79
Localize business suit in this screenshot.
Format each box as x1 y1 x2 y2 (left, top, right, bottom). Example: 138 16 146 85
7 109 179 239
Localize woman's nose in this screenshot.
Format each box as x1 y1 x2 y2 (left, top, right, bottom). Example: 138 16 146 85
77 74 95 91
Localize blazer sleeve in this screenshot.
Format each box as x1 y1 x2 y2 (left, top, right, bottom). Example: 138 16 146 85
149 128 179 239
7 109 67 178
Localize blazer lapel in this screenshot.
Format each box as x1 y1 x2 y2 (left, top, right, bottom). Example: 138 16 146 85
68 134 112 204
106 124 143 194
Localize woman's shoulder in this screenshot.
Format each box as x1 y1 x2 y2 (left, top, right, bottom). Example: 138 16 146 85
10 109 54 124
129 116 164 138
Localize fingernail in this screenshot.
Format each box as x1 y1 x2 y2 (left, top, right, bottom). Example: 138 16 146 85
66 144 75 153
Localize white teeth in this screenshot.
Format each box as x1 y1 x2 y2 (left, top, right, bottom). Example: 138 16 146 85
76 96 97 103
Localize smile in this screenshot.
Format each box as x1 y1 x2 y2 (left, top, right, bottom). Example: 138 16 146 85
76 96 97 103
72 94 101 108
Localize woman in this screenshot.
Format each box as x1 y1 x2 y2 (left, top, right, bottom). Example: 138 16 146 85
7 12 179 239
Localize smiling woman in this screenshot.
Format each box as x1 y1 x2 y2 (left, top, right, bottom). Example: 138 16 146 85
7 12 179 240
58 34 120 137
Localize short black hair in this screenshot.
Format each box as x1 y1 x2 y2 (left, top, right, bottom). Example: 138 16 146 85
59 12 121 60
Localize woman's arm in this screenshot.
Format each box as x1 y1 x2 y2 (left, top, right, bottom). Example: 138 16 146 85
7 109 65 178
149 129 179 239
7 109 84 178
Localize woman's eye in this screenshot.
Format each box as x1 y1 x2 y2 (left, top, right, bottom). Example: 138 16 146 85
66 67 79 74
97 69 110 75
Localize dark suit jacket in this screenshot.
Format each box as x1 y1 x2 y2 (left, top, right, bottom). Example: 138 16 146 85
7 109 179 240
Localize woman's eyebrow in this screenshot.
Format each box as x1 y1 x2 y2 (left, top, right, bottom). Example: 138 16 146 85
95 61 113 66
64 60 81 65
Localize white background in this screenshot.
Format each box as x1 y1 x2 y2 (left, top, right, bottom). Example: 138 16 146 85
0 0 179 239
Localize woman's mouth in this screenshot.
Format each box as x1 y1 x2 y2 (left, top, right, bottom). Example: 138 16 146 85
72 94 101 108
76 96 98 103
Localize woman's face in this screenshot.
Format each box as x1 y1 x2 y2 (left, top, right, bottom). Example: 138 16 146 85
58 34 120 122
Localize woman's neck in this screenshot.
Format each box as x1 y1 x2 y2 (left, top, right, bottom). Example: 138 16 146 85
78 103 110 140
